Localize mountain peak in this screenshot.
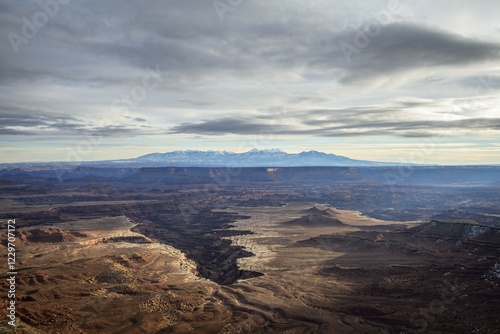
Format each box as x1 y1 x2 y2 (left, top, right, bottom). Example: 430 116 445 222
299 150 330 155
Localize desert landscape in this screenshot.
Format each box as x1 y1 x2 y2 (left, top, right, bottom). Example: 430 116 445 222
1 166 499 333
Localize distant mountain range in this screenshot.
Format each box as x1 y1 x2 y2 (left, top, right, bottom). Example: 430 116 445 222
0 149 424 169
130 149 410 167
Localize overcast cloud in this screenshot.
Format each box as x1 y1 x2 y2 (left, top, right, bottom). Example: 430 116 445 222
1 0 499 164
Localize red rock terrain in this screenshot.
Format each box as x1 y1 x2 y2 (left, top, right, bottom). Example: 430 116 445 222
1 203 499 333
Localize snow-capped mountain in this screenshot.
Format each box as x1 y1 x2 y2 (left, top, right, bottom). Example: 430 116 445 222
133 149 407 167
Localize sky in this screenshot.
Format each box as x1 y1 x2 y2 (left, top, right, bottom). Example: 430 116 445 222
1 0 499 164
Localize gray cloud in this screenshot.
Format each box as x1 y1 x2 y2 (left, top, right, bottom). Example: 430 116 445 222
170 117 281 135
0 128 33 135
334 23 500 83
169 103 500 138
0 103 154 138
313 118 500 136
87 125 140 137
3 1 499 87
0 107 82 131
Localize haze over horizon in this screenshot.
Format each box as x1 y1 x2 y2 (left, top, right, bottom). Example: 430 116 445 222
1 0 499 164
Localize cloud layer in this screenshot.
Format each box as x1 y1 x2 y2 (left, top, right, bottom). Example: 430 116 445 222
1 0 499 163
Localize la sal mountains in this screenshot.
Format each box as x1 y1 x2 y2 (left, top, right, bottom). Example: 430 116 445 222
119 149 411 167
1 149 421 169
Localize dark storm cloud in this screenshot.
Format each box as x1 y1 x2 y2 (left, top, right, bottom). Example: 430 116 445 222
0 101 152 137
314 118 500 133
334 23 500 83
0 107 80 128
2 1 498 87
86 125 140 137
78 18 500 83
0 105 95 135
170 117 280 135
76 20 500 83
0 128 33 135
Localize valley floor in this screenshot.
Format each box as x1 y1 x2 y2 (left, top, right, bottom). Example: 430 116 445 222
2 201 499 333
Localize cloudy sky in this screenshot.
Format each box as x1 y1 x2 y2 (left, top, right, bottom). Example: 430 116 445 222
1 0 499 164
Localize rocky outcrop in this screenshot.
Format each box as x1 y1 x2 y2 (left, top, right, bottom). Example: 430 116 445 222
18 228 87 243
283 213 346 227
